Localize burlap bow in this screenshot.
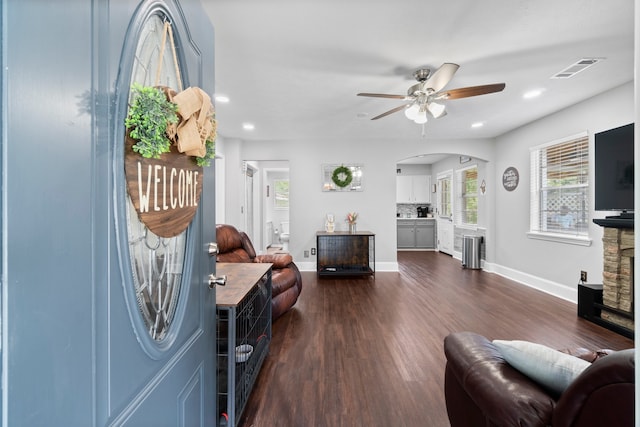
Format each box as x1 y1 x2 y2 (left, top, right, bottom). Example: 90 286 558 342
171 87 215 158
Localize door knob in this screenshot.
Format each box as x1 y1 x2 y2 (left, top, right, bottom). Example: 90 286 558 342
208 274 227 289
208 242 219 256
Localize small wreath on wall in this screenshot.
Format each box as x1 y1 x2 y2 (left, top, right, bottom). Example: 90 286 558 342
332 165 353 188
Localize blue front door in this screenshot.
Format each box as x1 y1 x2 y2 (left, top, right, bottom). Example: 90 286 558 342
2 1 217 425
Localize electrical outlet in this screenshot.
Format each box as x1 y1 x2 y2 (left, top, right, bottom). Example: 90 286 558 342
311 247 316 255
580 270 587 282
304 250 309 258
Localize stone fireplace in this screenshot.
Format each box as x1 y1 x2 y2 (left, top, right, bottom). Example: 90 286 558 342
601 227 634 330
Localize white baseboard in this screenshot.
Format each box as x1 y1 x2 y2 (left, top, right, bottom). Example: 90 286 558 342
485 261 577 304
296 261 317 271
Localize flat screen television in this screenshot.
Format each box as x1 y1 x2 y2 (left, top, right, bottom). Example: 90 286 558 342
594 122 634 216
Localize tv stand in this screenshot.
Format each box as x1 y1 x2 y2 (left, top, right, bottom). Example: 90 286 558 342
578 284 634 339
593 213 634 229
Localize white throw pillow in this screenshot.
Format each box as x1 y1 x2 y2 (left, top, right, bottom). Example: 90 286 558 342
493 339 591 395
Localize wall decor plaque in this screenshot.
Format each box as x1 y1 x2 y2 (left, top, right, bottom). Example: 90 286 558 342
125 132 203 238
502 166 519 191
322 164 363 192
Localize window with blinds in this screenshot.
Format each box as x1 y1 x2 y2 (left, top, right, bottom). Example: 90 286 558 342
530 132 589 238
455 165 478 226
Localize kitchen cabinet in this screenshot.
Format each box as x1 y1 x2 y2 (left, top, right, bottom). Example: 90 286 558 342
415 221 436 248
397 220 416 248
397 219 436 249
396 175 431 203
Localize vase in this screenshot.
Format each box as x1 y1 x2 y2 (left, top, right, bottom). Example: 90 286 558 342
349 222 357 233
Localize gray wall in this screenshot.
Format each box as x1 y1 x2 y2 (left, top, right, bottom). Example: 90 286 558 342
219 136 495 271
493 81 634 301
217 82 633 304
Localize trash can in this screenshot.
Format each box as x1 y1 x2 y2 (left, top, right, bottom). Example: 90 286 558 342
462 235 482 269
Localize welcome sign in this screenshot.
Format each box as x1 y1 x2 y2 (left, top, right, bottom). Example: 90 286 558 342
125 133 203 238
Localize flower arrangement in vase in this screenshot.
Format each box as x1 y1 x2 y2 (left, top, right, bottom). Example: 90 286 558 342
346 212 358 233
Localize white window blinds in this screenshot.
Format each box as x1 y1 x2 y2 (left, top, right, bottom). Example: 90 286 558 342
530 132 589 237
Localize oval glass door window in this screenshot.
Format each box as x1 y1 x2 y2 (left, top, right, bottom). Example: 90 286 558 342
126 13 187 342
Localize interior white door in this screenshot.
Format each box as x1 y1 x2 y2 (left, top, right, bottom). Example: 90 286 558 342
437 172 454 255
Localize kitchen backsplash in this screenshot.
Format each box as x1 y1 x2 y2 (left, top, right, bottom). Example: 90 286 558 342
397 203 431 218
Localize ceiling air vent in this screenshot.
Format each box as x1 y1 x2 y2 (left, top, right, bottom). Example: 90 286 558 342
551 58 603 79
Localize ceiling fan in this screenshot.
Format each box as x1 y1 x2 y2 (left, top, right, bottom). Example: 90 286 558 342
357 63 506 123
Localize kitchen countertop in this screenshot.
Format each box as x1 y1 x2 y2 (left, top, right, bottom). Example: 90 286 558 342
397 217 436 220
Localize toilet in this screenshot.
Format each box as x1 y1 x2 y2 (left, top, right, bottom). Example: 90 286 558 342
279 221 290 251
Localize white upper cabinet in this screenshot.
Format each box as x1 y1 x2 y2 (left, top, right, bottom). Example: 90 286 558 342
396 176 413 203
396 175 431 203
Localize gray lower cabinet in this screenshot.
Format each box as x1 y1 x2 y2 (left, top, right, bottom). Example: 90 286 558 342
397 219 436 249
415 222 436 248
397 220 416 248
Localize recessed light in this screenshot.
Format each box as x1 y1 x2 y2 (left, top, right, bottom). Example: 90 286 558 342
242 123 255 131
471 122 484 128
215 95 230 103
523 89 544 99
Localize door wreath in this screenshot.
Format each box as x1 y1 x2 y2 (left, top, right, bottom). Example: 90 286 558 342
122 20 216 238
332 165 353 188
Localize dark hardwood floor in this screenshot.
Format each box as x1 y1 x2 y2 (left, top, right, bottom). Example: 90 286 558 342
239 251 634 427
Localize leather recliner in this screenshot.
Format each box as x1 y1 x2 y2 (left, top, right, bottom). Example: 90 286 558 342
443 331 634 427
215 224 302 320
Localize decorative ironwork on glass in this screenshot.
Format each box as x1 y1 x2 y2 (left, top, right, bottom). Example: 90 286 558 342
127 203 186 340
126 13 187 341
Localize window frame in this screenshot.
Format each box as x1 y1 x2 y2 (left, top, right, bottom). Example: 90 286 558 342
437 171 453 219
273 178 290 210
455 164 478 227
527 131 592 246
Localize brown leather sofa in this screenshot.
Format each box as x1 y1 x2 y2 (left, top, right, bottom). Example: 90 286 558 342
444 331 634 427
215 224 302 320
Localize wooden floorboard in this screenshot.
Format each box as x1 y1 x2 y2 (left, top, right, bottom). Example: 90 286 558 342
238 251 634 427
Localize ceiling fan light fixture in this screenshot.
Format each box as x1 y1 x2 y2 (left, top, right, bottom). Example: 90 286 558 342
404 104 420 120
413 110 428 124
357 63 506 124
427 102 446 118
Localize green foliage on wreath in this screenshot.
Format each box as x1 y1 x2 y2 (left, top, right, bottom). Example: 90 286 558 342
125 83 179 159
332 165 353 188
195 137 216 167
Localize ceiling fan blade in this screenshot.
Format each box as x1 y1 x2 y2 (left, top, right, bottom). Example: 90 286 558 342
438 83 506 100
357 92 407 100
371 103 411 120
423 63 460 92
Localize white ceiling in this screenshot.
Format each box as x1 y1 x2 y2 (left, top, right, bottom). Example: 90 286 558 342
203 0 634 144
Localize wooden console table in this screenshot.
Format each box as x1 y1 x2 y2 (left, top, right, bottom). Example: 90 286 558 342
316 231 375 277
216 262 272 426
